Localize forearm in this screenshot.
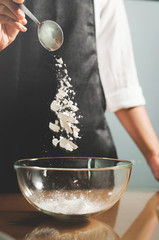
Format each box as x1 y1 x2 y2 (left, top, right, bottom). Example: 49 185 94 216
115 106 159 158
115 105 159 180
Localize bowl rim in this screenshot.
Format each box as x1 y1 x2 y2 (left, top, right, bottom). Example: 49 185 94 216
14 157 132 171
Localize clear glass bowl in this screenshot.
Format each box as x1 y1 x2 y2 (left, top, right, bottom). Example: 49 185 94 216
14 157 132 220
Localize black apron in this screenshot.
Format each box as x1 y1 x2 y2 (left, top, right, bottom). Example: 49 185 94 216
0 0 117 192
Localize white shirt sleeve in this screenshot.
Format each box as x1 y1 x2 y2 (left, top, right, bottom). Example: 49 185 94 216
94 0 146 112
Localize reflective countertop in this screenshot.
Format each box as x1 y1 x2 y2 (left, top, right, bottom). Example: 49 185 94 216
0 187 159 240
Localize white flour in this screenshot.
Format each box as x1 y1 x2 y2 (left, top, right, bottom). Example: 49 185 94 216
49 57 82 152
34 192 105 215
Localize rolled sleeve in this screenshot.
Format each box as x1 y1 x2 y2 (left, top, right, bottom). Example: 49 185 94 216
106 86 146 112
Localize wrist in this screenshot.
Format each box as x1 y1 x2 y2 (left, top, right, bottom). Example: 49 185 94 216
144 145 159 181
144 143 159 162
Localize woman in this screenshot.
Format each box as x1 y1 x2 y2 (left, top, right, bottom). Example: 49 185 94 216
0 0 159 193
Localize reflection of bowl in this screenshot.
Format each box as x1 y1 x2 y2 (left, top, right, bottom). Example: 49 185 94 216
14 157 132 220
25 218 120 240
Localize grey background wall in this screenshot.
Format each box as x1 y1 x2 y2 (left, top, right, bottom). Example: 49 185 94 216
106 0 159 187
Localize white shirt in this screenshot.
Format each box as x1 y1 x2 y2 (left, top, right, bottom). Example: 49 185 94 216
94 0 146 112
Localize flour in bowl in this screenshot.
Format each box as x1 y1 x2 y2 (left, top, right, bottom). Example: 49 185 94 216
33 190 106 215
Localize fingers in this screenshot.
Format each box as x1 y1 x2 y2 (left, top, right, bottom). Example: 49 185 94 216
0 14 27 31
0 0 25 20
0 0 27 32
15 18 27 32
12 0 25 3
0 4 23 21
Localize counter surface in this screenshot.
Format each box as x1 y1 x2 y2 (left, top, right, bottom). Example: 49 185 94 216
0 187 159 240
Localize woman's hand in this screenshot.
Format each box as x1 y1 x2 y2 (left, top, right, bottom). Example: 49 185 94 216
0 0 27 51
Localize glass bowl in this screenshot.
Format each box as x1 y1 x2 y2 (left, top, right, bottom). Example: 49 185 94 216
14 157 132 220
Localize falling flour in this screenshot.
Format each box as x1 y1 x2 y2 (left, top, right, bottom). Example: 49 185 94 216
49 57 82 152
